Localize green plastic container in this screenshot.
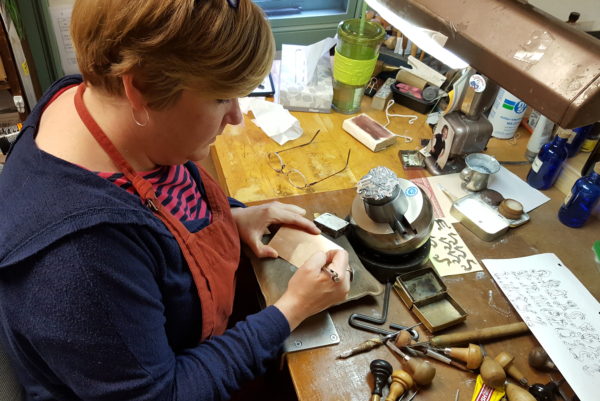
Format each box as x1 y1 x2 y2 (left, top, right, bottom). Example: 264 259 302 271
332 19 385 114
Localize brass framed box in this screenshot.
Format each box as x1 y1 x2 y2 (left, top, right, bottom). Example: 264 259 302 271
393 267 467 333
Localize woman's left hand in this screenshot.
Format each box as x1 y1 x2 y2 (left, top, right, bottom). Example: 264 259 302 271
231 202 320 258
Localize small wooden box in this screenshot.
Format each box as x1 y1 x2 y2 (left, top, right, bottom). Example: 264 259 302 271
342 114 397 152
393 267 467 333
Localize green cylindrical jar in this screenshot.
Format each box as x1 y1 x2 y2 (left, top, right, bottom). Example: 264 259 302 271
332 19 385 114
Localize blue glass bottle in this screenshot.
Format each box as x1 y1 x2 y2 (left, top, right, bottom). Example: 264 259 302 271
558 163 600 227
526 131 570 190
566 125 591 158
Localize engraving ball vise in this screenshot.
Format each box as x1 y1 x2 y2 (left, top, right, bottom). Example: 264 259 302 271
349 167 433 281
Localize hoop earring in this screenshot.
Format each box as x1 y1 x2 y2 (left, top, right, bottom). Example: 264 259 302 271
131 107 150 127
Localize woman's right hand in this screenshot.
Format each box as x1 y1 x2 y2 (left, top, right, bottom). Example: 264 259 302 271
274 249 351 331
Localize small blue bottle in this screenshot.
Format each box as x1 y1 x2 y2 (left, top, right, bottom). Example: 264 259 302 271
527 131 570 190
558 162 600 227
565 125 591 158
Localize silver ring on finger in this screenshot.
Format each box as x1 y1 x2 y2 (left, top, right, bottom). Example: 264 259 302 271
346 267 354 282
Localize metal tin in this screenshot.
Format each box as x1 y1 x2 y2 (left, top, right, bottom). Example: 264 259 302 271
450 193 530 240
393 267 467 333
450 193 509 241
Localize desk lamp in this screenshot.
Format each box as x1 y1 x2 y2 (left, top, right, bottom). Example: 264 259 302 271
366 0 600 171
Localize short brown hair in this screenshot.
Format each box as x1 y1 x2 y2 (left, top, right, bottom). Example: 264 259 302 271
71 0 274 109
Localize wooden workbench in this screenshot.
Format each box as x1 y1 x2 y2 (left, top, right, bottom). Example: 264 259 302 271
210 99 532 203
210 100 599 401
248 173 598 401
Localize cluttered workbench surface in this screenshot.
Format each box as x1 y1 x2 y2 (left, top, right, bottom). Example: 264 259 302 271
210 98 599 401
211 98 532 204
247 172 599 401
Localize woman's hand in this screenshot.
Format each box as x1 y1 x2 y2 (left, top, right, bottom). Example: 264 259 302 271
274 249 351 331
231 202 320 258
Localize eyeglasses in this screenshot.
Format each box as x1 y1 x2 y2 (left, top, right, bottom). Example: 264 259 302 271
195 0 238 9
267 130 352 189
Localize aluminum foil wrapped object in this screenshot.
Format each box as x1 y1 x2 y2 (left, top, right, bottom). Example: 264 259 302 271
350 166 434 256
357 166 400 202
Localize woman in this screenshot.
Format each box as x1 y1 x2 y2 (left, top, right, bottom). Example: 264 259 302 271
0 0 350 400
429 124 448 161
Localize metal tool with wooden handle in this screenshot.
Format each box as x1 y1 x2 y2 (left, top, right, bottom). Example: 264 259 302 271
480 356 506 389
442 343 484 369
369 359 393 401
430 322 529 347
386 342 436 387
506 383 536 401
386 370 413 401
495 351 528 386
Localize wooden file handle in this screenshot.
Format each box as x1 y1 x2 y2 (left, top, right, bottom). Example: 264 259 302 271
430 322 529 347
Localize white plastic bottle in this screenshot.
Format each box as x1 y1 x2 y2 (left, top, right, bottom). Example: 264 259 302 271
488 88 528 139
525 114 555 162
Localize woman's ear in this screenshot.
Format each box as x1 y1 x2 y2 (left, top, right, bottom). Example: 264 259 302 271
121 74 146 111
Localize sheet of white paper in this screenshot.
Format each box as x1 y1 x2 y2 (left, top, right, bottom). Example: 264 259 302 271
243 98 302 145
422 166 550 223
430 217 482 276
482 254 600 401
487 167 550 212
49 5 79 75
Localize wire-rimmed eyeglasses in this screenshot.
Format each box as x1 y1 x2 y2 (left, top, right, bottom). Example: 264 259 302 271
267 130 351 189
195 0 238 9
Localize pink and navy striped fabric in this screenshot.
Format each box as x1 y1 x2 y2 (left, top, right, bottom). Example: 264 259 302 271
97 165 212 223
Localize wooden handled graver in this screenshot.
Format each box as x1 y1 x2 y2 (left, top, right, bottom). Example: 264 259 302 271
430 322 529 347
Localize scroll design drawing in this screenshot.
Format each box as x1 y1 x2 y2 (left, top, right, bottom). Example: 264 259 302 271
429 218 482 276
492 269 598 376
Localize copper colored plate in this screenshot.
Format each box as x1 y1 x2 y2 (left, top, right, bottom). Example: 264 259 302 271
251 233 384 306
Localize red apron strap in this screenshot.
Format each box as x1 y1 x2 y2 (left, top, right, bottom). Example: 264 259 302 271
72 83 239 340
73 84 141 186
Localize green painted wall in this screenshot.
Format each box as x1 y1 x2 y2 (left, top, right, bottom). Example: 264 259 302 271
19 0 365 94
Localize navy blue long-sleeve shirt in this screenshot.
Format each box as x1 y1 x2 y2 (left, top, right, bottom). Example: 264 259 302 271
0 76 290 401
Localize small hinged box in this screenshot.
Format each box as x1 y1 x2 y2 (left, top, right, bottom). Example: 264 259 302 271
393 267 467 333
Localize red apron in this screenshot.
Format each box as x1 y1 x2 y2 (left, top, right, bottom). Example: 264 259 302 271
73 83 240 340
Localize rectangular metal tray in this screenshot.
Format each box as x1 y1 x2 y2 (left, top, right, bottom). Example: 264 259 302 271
450 193 510 241
450 193 530 241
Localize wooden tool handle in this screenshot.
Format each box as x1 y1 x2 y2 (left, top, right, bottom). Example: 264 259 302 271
448 343 483 369
431 322 529 347
506 383 537 401
480 356 506 389
406 358 436 387
385 370 413 401
337 337 383 359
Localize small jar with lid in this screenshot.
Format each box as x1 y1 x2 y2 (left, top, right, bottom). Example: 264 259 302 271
558 162 600 228
526 130 570 190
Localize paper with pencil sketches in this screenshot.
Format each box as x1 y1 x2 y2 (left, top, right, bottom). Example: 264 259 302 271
483 254 600 401
429 217 482 276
